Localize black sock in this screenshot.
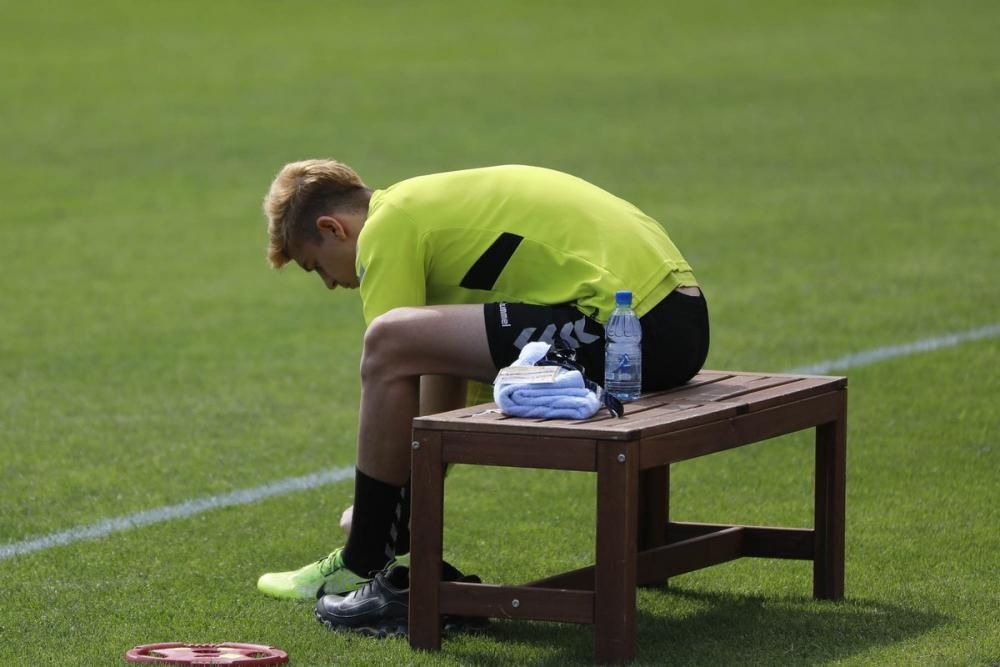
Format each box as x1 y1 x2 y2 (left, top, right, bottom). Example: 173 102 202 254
342 469 408 576
394 482 411 556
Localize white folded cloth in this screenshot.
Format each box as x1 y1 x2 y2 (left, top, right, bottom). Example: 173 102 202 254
493 342 602 420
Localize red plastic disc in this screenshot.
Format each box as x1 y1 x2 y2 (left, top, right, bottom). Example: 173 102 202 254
124 642 288 666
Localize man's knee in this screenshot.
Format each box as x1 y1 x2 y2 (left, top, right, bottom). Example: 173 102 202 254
361 308 421 382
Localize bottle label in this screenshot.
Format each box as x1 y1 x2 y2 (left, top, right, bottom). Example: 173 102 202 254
613 353 634 372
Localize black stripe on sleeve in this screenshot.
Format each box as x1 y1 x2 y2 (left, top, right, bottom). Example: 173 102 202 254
460 232 524 291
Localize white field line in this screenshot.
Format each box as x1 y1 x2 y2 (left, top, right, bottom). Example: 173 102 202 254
0 467 354 560
786 323 1000 374
1 323 997 562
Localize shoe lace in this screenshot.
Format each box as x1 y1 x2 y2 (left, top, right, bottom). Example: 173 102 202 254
317 551 340 577
356 561 397 596
356 577 378 597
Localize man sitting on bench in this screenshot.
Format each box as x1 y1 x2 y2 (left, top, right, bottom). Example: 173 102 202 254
254 161 710 635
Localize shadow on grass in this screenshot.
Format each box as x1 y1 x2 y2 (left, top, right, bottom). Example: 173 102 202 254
443 587 946 666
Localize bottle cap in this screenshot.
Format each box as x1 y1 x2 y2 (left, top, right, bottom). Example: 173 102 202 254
615 290 633 306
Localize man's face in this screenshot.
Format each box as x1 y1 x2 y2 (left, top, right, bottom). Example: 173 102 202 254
290 221 360 291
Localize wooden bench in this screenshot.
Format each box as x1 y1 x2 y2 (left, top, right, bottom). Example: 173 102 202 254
408 370 847 663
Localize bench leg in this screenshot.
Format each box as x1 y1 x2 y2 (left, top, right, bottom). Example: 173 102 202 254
639 466 668 550
595 443 638 664
410 431 444 650
814 390 846 600
639 466 669 588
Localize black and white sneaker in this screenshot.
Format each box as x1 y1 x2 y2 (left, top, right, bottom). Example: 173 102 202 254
314 562 489 638
315 564 409 638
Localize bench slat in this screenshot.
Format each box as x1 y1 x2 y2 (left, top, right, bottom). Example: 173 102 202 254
666 374 795 402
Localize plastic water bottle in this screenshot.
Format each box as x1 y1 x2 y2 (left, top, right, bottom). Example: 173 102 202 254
605 290 642 401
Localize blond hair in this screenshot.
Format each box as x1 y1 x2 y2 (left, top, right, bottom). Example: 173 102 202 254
262 159 368 268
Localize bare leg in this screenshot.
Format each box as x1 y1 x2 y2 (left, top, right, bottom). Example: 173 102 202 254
357 305 497 485
419 375 469 416
340 374 469 536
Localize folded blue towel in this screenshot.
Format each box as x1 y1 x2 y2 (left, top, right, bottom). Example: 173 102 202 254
494 342 602 419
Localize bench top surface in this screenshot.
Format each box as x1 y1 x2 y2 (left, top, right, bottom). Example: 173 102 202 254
413 371 846 440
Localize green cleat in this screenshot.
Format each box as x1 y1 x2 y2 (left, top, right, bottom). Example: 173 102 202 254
257 548 373 601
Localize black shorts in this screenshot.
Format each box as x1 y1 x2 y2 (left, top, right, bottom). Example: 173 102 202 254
484 290 710 392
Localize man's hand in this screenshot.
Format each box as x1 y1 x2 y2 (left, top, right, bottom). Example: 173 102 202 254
340 505 353 536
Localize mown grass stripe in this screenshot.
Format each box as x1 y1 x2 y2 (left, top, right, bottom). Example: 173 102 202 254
2 322 997 562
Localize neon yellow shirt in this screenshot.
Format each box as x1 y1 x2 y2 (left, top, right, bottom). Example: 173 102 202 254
356 165 697 326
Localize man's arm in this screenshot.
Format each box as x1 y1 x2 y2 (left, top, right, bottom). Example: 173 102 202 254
357 207 427 326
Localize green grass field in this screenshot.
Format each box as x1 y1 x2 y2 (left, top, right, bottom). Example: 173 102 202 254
1 1 998 664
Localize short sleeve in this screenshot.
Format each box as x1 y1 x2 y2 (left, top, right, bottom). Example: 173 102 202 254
356 204 427 326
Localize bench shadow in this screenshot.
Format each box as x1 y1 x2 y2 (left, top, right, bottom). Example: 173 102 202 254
443 587 946 666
